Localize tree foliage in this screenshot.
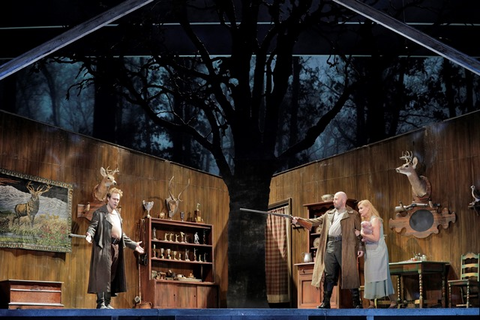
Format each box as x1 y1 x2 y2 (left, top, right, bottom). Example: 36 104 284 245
2 0 479 307
71 0 359 306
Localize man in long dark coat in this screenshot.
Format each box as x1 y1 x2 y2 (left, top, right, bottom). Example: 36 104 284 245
293 191 365 308
85 187 144 309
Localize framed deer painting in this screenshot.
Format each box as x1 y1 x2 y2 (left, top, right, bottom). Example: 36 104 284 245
0 168 73 253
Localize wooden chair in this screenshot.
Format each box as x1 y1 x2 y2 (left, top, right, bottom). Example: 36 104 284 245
448 252 479 308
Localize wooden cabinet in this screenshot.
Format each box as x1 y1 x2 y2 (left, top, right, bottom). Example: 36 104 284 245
303 201 333 262
296 263 322 308
150 281 217 308
295 263 346 309
140 218 218 308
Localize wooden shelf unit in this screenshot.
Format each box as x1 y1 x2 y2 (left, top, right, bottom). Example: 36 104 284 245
140 218 218 308
303 199 357 262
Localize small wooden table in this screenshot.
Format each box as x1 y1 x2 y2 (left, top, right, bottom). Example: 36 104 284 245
389 261 449 308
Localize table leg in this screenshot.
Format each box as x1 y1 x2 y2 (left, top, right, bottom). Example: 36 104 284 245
448 283 452 308
396 275 402 306
466 284 470 308
442 271 446 308
419 272 423 308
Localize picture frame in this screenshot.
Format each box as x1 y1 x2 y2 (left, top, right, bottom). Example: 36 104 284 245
0 168 73 253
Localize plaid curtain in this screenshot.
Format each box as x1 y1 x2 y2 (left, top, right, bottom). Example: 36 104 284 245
265 206 291 303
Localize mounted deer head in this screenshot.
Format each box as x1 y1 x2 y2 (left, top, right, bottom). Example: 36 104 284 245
93 166 120 202
396 151 431 203
165 176 190 218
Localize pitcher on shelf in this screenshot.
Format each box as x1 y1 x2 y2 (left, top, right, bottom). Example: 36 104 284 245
303 252 313 263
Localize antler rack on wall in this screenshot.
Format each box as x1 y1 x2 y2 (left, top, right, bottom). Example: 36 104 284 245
389 151 456 238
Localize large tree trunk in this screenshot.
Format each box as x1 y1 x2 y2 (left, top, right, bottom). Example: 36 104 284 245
225 160 275 307
0 73 16 113
92 58 119 143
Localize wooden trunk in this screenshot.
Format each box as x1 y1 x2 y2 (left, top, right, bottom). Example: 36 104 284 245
0 279 63 309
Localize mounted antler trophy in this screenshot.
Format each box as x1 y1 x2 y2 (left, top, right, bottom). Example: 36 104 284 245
389 151 456 238
93 166 120 202
77 166 120 221
165 176 190 219
469 184 480 215
395 151 431 205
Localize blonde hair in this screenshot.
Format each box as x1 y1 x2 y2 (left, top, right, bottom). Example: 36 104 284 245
107 187 123 198
358 199 381 221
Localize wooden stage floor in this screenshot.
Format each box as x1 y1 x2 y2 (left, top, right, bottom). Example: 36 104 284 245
0 308 478 320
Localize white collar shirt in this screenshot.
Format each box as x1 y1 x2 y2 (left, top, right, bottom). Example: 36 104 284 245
328 209 344 237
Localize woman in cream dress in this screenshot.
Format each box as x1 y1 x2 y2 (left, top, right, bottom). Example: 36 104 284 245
357 200 397 308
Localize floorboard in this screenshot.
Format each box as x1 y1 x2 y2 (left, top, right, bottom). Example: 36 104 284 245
0 308 478 320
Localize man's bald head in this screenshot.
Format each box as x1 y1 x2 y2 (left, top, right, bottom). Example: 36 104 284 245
333 191 347 210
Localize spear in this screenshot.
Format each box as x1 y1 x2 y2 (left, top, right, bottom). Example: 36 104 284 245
239 208 313 231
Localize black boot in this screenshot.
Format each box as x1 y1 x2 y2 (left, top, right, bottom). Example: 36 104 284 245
105 292 114 309
351 288 363 308
318 281 334 309
96 292 107 309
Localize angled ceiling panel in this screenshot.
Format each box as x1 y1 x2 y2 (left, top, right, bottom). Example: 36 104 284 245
0 0 153 80
332 0 480 75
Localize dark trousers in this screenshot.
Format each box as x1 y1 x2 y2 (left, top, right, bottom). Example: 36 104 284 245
324 239 342 286
323 239 362 308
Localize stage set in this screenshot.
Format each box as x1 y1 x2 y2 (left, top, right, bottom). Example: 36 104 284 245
0 307 479 320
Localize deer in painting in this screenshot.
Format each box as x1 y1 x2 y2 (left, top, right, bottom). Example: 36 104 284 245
165 176 190 218
14 181 52 227
396 151 431 204
93 166 120 202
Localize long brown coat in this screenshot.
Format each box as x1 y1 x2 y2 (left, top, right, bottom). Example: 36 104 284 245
86 205 138 295
310 207 364 289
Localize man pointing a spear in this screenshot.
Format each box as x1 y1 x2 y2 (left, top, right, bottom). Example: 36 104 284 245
292 191 364 309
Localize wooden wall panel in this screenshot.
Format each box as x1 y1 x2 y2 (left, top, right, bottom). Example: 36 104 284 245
2 109 479 309
270 112 480 307
0 111 229 309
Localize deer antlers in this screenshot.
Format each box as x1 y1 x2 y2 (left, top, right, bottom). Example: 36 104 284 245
396 151 431 203
105 166 120 175
166 176 191 218
26 181 53 196
399 151 413 164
